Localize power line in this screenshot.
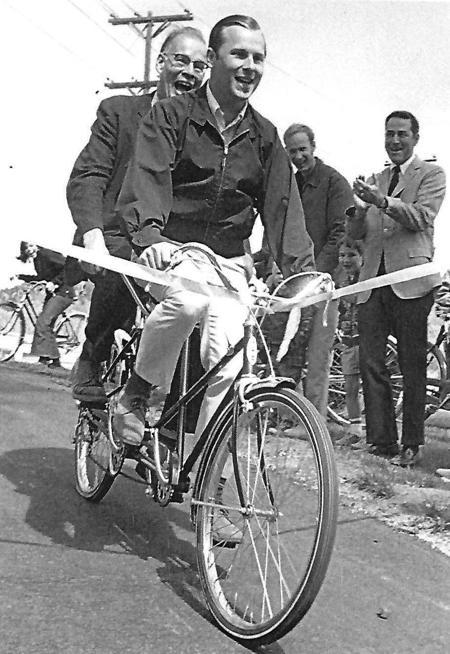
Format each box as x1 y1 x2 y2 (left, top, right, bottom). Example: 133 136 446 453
1 0 110 78
65 0 137 56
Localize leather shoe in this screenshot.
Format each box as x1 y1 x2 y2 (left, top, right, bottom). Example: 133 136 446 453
352 442 399 458
72 359 107 404
390 446 423 468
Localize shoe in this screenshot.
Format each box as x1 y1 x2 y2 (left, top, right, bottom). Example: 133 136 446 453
211 510 244 548
281 423 309 441
391 446 423 468
72 359 107 404
436 468 450 482
112 393 149 446
47 359 63 369
352 442 399 458
211 477 243 547
335 432 363 447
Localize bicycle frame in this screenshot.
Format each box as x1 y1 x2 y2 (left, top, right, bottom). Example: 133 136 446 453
102 274 291 499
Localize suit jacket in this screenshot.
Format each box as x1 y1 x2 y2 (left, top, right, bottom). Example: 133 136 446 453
66 93 154 258
347 156 446 301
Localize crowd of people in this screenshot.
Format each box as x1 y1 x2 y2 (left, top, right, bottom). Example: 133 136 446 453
15 14 449 471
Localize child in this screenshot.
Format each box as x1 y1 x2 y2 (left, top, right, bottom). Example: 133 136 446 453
334 237 364 446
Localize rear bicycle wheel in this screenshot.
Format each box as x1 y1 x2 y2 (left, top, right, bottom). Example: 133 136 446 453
55 312 87 357
327 341 350 425
393 340 446 418
195 386 338 645
0 302 25 362
74 340 127 502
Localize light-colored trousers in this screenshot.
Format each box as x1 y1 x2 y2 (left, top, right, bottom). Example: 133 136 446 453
135 243 251 439
300 300 339 417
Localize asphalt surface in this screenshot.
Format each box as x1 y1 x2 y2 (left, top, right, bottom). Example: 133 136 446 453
0 362 449 654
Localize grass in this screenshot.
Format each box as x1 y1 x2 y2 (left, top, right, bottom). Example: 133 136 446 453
329 419 450 544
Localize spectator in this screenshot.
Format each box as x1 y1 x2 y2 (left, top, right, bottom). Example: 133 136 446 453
282 123 353 417
348 110 446 466
17 242 76 368
334 237 364 446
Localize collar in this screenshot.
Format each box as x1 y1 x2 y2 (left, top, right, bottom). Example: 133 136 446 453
297 157 322 188
390 153 416 175
206 82 247 134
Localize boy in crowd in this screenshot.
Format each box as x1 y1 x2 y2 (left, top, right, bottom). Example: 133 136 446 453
334 237 364 446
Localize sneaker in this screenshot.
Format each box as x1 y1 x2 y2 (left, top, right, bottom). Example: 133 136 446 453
72 359 107 404
391 446 423 468
113 393 149 446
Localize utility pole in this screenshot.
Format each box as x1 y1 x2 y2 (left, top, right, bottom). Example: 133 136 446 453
105 10 193 94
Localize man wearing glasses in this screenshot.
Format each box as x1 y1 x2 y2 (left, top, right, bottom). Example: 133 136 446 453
67 26 208 404
113 14 315 447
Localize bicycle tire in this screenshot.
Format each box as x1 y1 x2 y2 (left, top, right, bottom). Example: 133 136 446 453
0 302 25 363
195 386 338 645
55 312 87 357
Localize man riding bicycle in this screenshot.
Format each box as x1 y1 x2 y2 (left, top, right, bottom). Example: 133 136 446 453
113 14 315 447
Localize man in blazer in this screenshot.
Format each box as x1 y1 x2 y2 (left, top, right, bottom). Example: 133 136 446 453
67 26 208 403
347 110 446 466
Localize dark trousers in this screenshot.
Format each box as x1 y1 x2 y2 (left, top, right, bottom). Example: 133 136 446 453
358 286 434 447
31 288 75 359
81 270 137 364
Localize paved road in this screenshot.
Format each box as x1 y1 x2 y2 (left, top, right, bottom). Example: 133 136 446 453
0 362 449 654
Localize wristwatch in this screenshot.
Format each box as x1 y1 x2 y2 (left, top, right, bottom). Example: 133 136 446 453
379 196 389 211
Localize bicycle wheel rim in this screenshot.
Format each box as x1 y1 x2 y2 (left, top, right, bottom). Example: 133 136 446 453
0 303 25 362
74 408 118 501
196 387 338 644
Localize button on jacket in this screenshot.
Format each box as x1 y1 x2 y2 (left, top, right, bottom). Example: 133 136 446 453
118 85 315 278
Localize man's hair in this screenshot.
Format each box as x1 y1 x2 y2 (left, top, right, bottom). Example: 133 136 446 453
385 110 419 135
208 15 264 53
159 25 206 53
283 123 316 148
338 235 364 256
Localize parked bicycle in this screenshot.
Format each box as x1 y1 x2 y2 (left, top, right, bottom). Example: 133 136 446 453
73 253 338 647
327 307 448 425
0 281 87 363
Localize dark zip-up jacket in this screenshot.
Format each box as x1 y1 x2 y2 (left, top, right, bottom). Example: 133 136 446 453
118 85 314 278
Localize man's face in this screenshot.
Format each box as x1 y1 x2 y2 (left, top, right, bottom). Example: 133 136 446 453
284 131 315 175
385 117 419 165
156 34 208 99
208 25 266 105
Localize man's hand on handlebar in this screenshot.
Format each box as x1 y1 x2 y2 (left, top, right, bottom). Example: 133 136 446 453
82 228 110 276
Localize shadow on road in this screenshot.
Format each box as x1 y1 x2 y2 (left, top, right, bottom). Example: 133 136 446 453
0 446 286 654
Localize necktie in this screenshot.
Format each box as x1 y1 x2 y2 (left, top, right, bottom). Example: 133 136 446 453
387 165 400 196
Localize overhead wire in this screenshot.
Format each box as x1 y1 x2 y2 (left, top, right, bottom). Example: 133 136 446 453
1 0 113 78
65 0 138 56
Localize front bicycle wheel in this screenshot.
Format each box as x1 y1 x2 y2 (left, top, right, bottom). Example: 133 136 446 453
0 302 25 363
195 386 338 645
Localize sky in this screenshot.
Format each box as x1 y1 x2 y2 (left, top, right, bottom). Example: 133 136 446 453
1 0 449 285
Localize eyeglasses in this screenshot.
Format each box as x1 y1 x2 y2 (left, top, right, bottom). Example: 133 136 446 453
162 52 210 75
